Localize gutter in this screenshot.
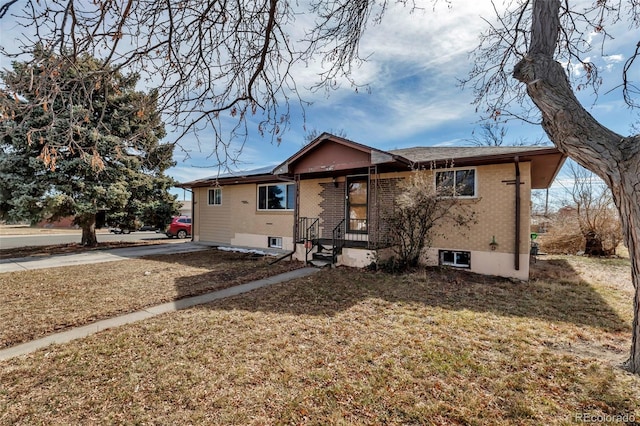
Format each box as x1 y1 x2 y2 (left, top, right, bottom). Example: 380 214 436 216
275 175 296 183
182 188 194 242
191 189 195 242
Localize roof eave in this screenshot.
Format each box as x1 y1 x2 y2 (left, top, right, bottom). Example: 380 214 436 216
178 173 280 188
405 148 561 168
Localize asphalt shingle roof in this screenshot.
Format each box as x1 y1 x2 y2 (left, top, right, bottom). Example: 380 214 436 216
388 146 554 164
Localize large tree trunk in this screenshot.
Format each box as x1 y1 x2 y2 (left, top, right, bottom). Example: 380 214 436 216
78 214 98 247
616 170 640 374
513 0 640 374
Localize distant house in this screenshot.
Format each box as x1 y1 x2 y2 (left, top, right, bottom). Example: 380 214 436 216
180 133 565 280
176 200 191 217
37 216 76 229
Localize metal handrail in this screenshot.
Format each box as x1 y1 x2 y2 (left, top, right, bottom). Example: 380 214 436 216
332 218 346 264
301 217 319 263
297 217 318 241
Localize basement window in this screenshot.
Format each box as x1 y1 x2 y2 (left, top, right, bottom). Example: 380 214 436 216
439 250 471 268
268 236 283 249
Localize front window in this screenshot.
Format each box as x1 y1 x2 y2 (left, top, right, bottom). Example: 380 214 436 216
436 169 476 197
258 183 295 211
208 188 222 205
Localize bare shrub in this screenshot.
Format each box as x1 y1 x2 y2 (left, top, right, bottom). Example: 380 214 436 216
539 208 586 255
378 170 475 271
541 205 623 256
542 164 624 256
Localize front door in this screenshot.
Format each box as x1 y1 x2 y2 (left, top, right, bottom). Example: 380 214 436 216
347 176 368 233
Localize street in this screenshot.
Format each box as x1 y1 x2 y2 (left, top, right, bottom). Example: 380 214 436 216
0 231 173 250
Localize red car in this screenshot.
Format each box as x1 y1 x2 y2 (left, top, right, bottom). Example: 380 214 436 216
166 216 192 239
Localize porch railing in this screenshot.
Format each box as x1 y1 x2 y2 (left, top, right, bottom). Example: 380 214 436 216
298 216 380 265
298 217 319 242
331 219 375 262
298 217 319 264
332 219 346 263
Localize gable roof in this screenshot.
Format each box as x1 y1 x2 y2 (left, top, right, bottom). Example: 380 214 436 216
272 132 410 175
180 134 566 189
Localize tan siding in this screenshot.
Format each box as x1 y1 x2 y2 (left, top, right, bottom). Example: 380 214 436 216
299 179 324 219
299 178 330 237
369 165 532 256
430 162 532 255
193 183 294 248
295 166 534 255
192 161 533 278
230 184 293 237
375 165 532 279
196 187 232 243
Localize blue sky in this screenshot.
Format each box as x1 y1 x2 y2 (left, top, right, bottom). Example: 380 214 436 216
164 1 638 206
1 1 637 206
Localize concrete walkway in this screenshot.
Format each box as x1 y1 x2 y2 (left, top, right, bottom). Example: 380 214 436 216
0 267 320 361
0 242 209 273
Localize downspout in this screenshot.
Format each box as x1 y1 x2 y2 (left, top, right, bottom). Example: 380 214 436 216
187 188 195 242
293 174 300 254
514 157 521 271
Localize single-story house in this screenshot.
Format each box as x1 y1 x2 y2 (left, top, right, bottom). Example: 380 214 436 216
181 133 566 280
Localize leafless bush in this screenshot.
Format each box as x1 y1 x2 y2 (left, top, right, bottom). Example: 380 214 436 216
540 205 622 256
378 169 475 271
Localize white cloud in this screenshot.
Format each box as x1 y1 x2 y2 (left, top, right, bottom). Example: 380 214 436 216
287 1 496 104
432 138 465 147
168 165 216 183
604 54 625 64
3 0 636 178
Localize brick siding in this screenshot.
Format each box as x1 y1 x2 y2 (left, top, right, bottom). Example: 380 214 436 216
318 181 345 237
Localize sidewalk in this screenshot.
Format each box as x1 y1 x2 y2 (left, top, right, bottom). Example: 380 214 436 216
0 267 320 361
0 242 209 273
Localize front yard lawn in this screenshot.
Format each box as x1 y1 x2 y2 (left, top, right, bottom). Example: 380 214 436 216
1 254 639 424
0 249 302 348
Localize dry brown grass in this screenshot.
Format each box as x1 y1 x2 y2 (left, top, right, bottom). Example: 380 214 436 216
1 255 638 425
0 249 302 348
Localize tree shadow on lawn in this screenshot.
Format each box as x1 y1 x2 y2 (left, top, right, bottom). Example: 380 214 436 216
166 250 305 299
176 257 629 333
